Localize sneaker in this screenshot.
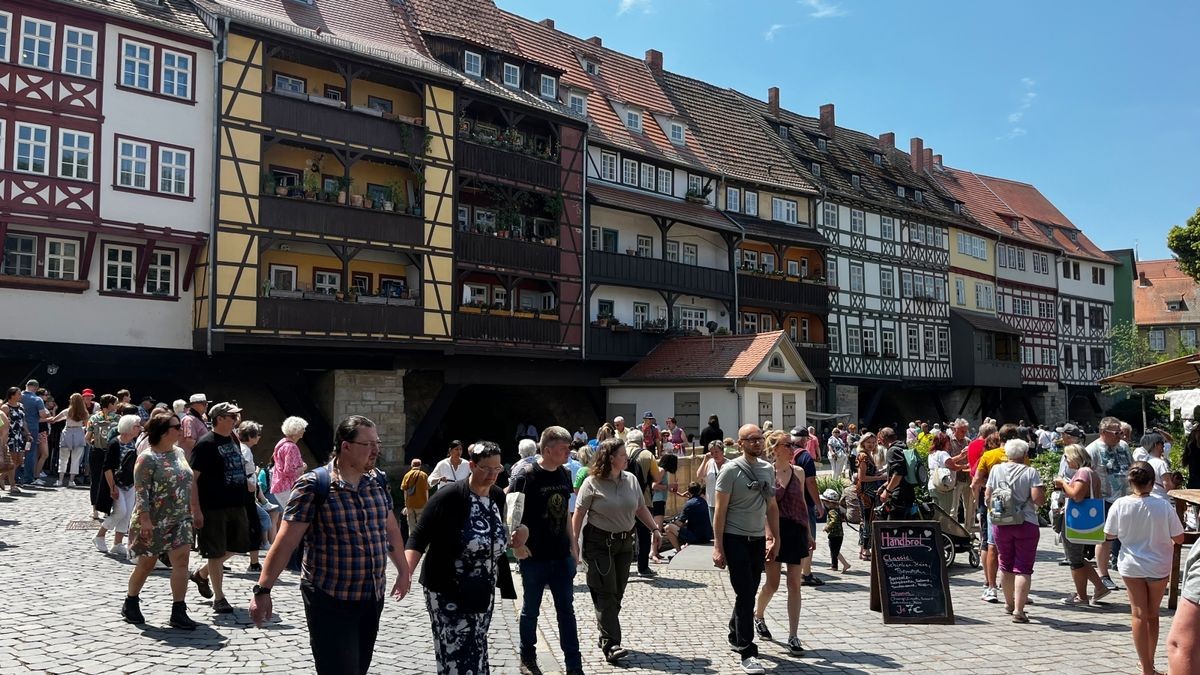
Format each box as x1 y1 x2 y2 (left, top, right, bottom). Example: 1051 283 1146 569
1100 576 1119 592
1059 593 1088 606
212 597 233 614
518 658 543 675
190 570 213 599
605 645 629 663
753 617 772 640
1091 585 1113 604
248 562 262 573
121 597 144 624
984 587 999 603
741 657 766 674
93 536 108 553
110 543 128 559
787 636 805 655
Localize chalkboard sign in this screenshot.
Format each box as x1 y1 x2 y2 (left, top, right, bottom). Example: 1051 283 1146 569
869 520 954 624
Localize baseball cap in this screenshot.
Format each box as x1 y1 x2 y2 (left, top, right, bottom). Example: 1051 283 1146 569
790 427 809 438
1057 423 1084 439
141 395 156 404
208 402 242 419
188 393 209 404
81 388 95 397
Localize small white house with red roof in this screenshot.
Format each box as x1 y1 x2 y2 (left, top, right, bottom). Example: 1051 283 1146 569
603 331 816 444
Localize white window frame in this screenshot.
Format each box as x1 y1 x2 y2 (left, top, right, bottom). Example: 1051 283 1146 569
600 152 618 181
144 249 175 296
744 191 758 216
741 312 758 334
58 129 93 181
492 286 507 307
0 12 10 63
760 314 773 332
937 328 950 357
801 318 811 342
907 325 919 355
19 17 54 70
675 306 708 332
847 326 861 355
882 329 896 355
315 270 342 295
741 249 758 268
117 139 151 190
923 326 936 355
772 197 797 224
502 63 521 89
881 216 894 240
640 163 655 190
632 302 650 329
62 26 97 78
636 235 653 258
665 240 680 263
880 268 894 297
463 51 482 76
1183 329 1197 350
1149 330 1165 352
726 187 740 213
787 259 799 276
540 74 557 99
103 244 137 292
657 168 672 194
761 252 775 272
122 39 154 91
14 122 50 175
863 329 877 354
682 243 698 266
45 237 79 281
829 325 840 352
822 202 838 228
625 109 642 133
161 49 192 99
850 209 865 234
622 158 638 186
158 147 190 196
568 92 586 116
269 264 297 291
3 233 36 276
849 263 864 292
669 122 684 144
687 174 702 196
955 278 965 305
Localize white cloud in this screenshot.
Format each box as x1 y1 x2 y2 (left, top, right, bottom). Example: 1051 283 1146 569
764 23 787 40
999 77 1037 141
800 0 847 19
617 0 652 16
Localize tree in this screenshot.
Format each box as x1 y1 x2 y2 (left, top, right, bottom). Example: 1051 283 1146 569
1166 207 1200 283
1104 321 1162 396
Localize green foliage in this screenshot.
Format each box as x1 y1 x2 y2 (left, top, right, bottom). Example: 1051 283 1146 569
1167 207 1200 284
816 476 846 495
1030 450 1062 523
1105 321 1167 396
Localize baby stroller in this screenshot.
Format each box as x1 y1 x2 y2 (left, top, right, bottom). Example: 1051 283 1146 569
918 499 980 568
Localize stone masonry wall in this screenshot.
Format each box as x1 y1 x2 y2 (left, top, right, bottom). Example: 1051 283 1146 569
332 369 406 471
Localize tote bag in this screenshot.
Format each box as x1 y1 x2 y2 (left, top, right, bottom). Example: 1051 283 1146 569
1064 470 1105 545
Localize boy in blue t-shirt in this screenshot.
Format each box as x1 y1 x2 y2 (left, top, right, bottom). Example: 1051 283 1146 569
665 482 713 552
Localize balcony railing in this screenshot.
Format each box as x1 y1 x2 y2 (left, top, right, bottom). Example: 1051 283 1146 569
791 341 830 377
259 195 424 246
258 296 422 335
262 92 424 155
588 251 734 299
458 140 560 191
455 311 560 345
738 273 830 313
455 231 560 275
587 326 668 361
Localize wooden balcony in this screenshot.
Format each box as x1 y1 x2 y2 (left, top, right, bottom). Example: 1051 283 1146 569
587 326 668 361
262 93 424 155
792 341 830 378
454 231 560 275
738 273 829 313
259 195 424 246
0 170 97 219
257 296 422 335
588 251 734 299
454 311 561 345
458 140 559 191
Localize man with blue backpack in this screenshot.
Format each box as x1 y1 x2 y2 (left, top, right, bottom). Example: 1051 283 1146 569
875 427 924 520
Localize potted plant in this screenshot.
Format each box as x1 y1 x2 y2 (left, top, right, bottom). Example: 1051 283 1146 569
610 319 631 333
388 181 406 213
261 172 277 196
350 193 364 208
337 177 352 205
363 195 374 209
303 160 322 200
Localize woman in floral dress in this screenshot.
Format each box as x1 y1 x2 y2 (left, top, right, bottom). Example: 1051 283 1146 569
121 411 199 629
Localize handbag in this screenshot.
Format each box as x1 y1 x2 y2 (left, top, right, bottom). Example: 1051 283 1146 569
1065 470 1105 545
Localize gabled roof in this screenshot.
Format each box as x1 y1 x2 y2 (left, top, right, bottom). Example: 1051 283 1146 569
588 183 738 234
972 173 1115 264
656 70 816 195
951 308 1020 335
727 213 828 248
619 330 812 382
1134 259 1200 326
51 0 211 38
401 0 522 58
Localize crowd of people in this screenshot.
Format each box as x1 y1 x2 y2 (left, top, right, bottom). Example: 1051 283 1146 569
7 380 1200 675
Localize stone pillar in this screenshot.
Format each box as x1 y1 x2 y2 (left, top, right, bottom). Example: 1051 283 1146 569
834 384 859 426
1036 383 1068 426
332 369 406 472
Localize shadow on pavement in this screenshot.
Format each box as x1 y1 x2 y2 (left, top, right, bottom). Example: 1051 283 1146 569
0 519 20 526
1035 614 1138 633
140 623 225 645
798 649 903 673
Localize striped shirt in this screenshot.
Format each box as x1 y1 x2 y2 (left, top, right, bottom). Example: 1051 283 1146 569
285 463 393 601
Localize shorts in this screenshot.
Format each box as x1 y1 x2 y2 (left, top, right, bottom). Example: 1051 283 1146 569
650 501 665 517
777 516 810 565
196 506 250 559
992 521 1039 576
677 525 711 545
1063 538 1088 569
978 502 991 546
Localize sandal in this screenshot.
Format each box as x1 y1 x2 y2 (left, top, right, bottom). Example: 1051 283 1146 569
1011 613 1029 624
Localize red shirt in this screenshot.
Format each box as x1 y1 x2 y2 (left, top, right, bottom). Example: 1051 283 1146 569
966 437 986 477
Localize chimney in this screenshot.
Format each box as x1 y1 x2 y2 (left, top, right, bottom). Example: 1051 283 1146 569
539 18 555 29
1138 271 1149 286
879 132 895 151
910 137 924 173
819 103 835 138
645 49 663 74
932 153 943 169
768 87 779 119
923 148 933 173
586 36 602 47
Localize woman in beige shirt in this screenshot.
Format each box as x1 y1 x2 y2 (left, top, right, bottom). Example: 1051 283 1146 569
572 437 661 665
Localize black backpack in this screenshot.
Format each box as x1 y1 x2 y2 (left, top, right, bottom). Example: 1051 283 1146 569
629 448 650 492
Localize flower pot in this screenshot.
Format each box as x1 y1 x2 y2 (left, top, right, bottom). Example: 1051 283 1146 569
364 198 374 209
350 195 364 208
544 237 558 247
383 201 394 211
275 186 288 197
337 191 347 205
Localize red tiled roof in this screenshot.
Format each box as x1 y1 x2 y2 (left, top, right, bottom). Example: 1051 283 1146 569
402 0 522 57
588 183 737 233
934 166 1053 249
621 331 787 380
52 0 210 37
972 174 1115 264
1134 259 1200 326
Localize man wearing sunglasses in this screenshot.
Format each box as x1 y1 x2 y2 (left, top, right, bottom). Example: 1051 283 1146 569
188 401 250 615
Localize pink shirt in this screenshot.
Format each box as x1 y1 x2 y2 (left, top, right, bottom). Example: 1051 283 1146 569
271 438 305 493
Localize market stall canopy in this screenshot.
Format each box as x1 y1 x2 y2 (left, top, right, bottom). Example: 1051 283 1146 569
1098 352 1200 388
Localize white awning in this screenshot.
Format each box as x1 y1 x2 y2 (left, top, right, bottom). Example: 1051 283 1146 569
807 411 851 421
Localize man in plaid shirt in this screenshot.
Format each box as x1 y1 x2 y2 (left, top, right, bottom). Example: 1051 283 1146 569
249 415 411 674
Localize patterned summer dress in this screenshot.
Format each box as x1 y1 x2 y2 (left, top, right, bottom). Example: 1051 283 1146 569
7 404 25 454
424 493 508 675
129 448 194 557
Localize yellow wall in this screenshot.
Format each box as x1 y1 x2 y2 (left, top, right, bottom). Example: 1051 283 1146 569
949 226 994 276
260 250 407 293
740 308 825 342
267 57 422 119
950 272 997 315
262 146 417 201
739 241 822 274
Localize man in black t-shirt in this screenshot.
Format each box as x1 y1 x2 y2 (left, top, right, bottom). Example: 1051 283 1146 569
188 402 250 614
508 426 583 675
876 427 918 519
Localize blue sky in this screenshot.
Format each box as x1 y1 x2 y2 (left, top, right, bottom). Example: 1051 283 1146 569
498 0 1200 261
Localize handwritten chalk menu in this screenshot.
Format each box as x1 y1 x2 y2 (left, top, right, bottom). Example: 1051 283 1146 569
870 520 954 624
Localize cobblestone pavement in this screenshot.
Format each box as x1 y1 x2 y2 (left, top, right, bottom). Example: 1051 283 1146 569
0 485 1175 674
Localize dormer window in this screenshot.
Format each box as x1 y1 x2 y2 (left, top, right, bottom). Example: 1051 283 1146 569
625 109 642 133
811 163 821 177
502 63 520 89
1066 230 1079 243
896 185 906 198
778 125 789 140
568 92 587 116
816 137 828 152
669 122 685 144
539 74 557 99
582 59 599 75
914 189 923 204
463 51 482 77
952 202 962 215
872 153 883 167
851 174 860 189
1168 300 1186 312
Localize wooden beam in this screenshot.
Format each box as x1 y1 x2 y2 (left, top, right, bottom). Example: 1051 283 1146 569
134 237 160 291
77 230 97 282
181 242 202 292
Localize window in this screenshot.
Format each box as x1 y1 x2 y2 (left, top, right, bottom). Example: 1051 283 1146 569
974 282 994 310
15 123 50 175
741 312 758 334
633 302 649 329
675 307 708 332
811 163 821 177
625 109 642 132
778 125 789 140
600 152 617 181
456 206 470 231
772 198 798 224
744 191 758 216
906 326 919 355
851 174 860 189
104 245 136 292
539 75 557 99
665 240 680 262
787 259 799 276
872 153 883 167
882 329 896 355
816 137 828 152
0 12 9 63
636 235 653 258
828 258 837 284
568 93 586 116
863 329 877 354
1183 329 1197 349
367 96 392 113
1038 301 1054 319
849 263 864 292
901 271 912 297
314 270 341 294
670 122 684 144
897 185 906 199
640 164 655 190
58 130 92 180
1078 345 1088 367
622 158 637 186
3 234 36 276
761 252 775 273
683 243 698 266
687 174 702 196
1063 344 1074 369
45 238 79 280
63 27 97 78
122 40 153 90
914 190 923 204
145 250 175 295
161 50 192 99
117 139 150 189
463 51 481 76
583 59 599 75
269 265 296 291
801 319 810 342
957 232 988 261
1092 267 1106 285
502 63 520 88
847 326 861 354
955 278 965 305
923 326 935 355
491 286 507 306
657 168 672 194
20 18 53 70
850 209 865 234
881 268 894 297
726 187 740 213
800 257 809 277
595 228 617 253
741 249 758 269
1091 348 1107 371
159 148 190 195
829 326 840 352
937 328 949 357
1072 261 1080 280
881 216 894 240
597 299 614 318
822 202 838 228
